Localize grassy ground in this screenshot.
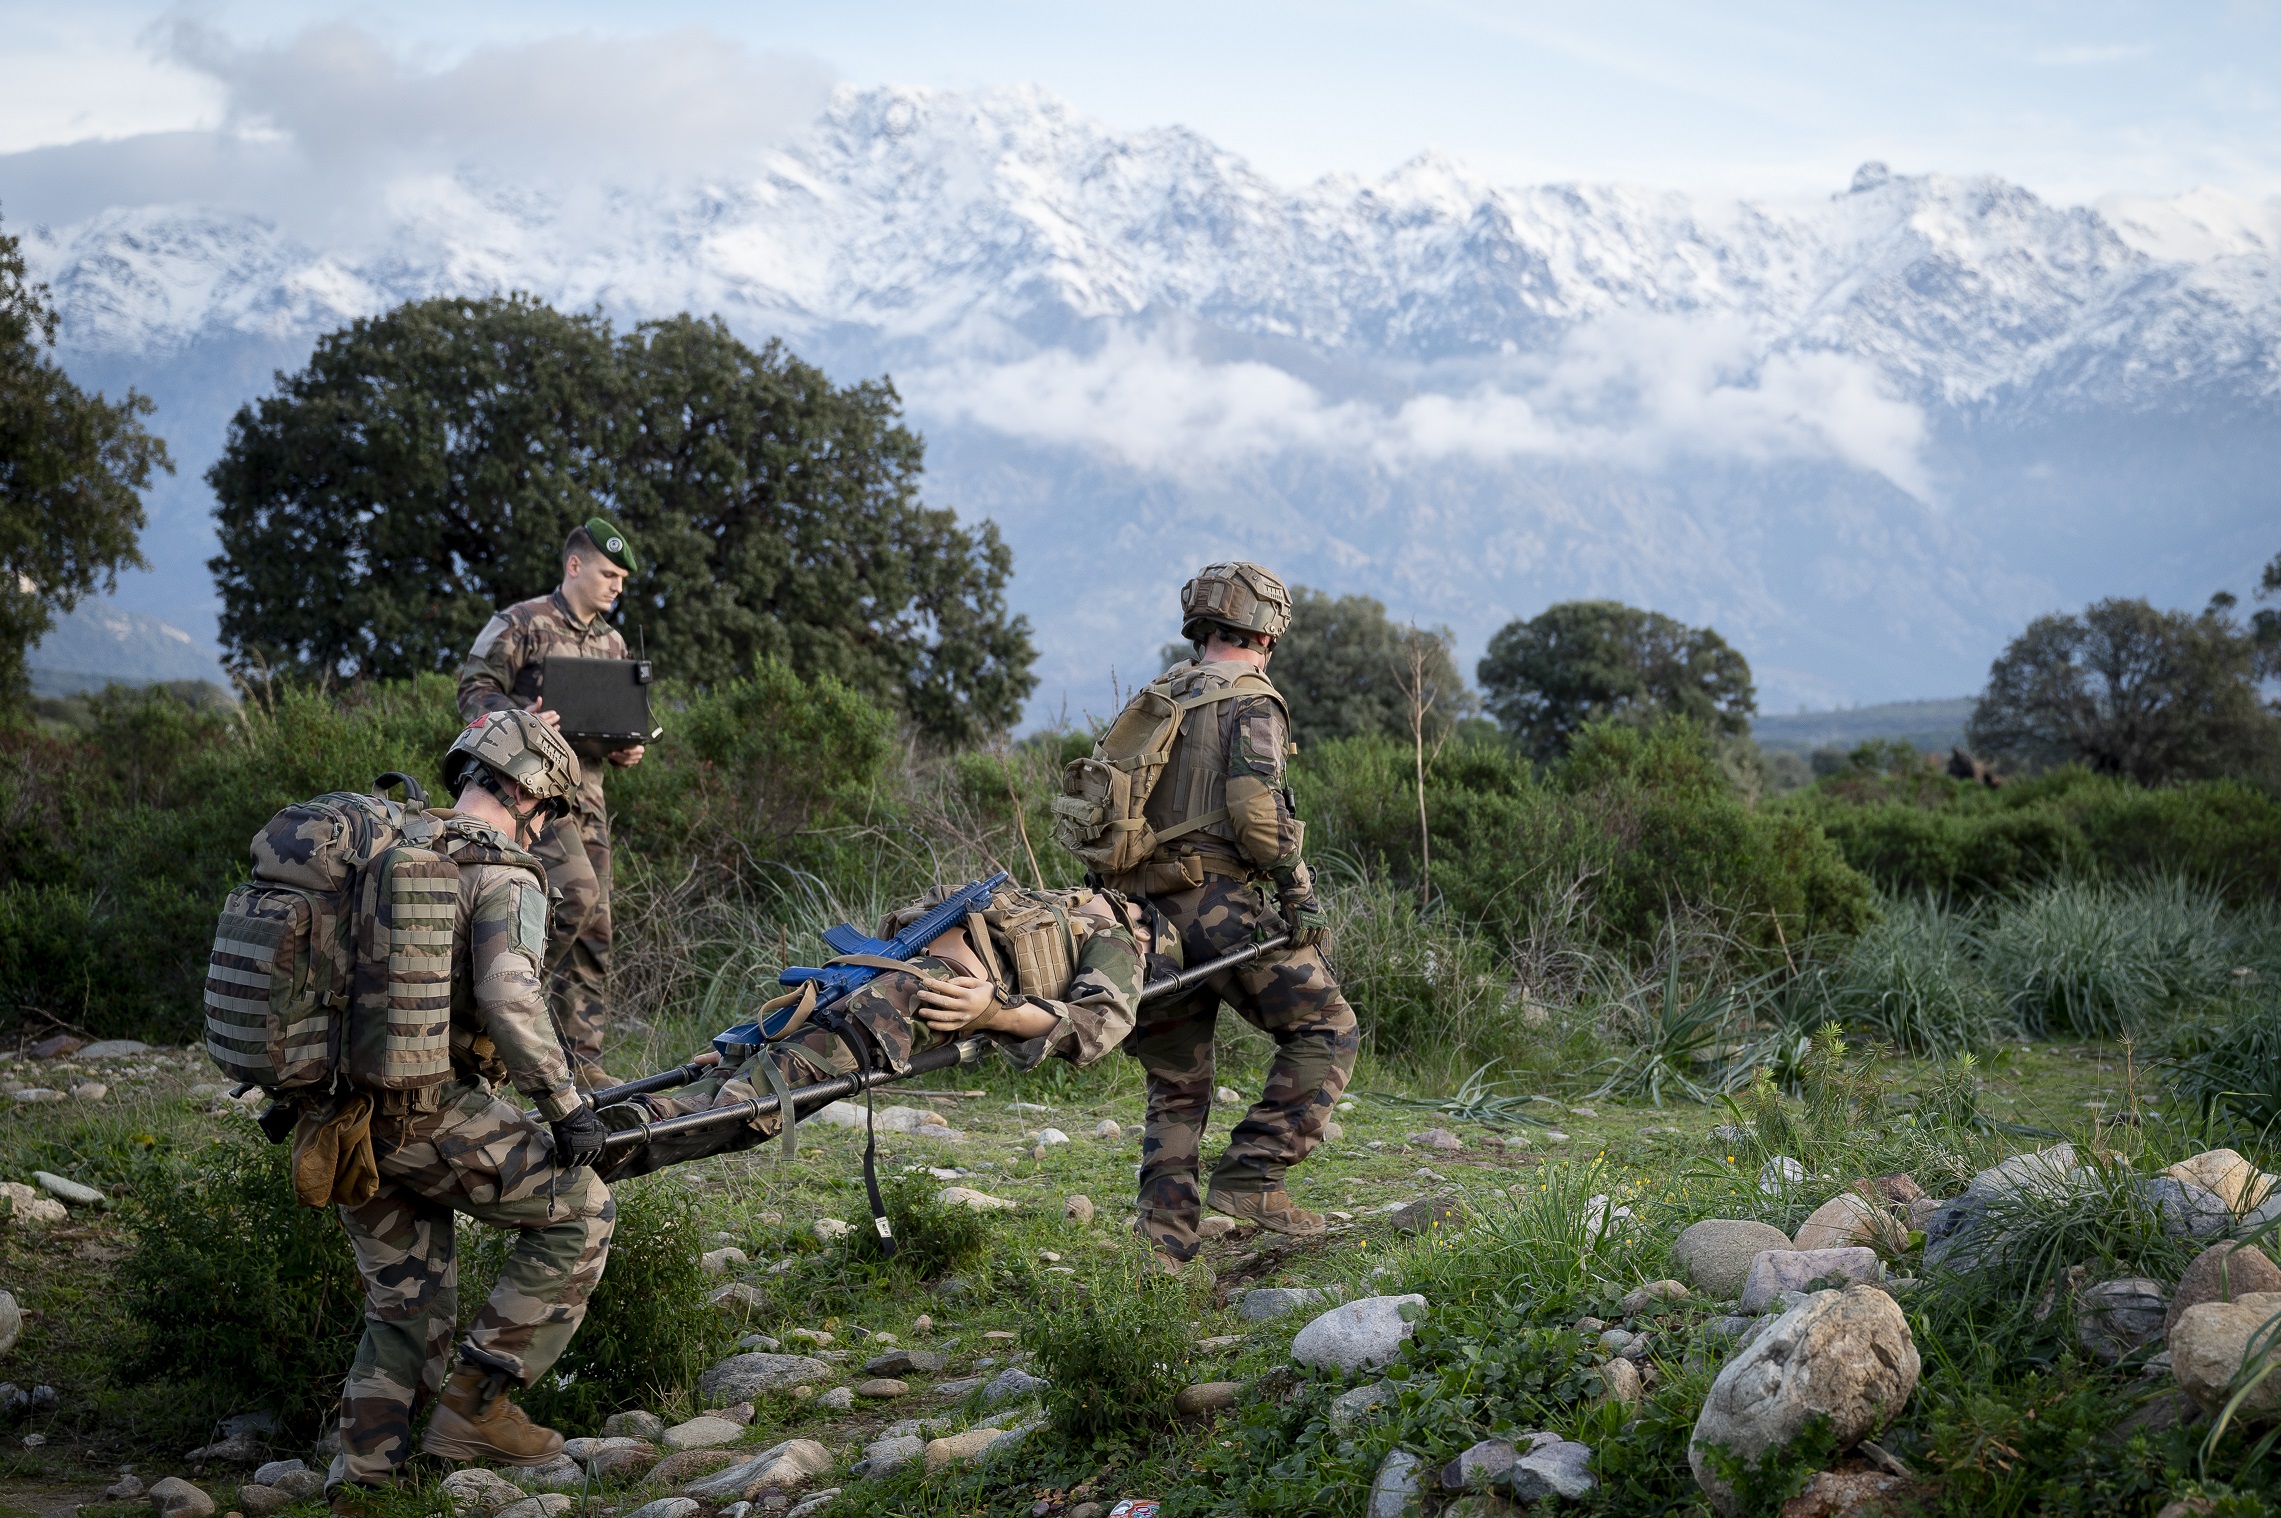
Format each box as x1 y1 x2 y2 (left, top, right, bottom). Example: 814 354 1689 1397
0 1014 2167 1518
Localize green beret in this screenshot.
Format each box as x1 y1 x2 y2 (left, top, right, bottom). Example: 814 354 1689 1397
582 516 637 573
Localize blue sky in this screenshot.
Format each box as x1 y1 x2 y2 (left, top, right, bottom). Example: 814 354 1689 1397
7 0 2281 203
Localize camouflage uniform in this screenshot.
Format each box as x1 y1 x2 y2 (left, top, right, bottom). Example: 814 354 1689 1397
328 813 613 1491
599 894 1146 1180
1108 659 1359 1262
458 591 628 1070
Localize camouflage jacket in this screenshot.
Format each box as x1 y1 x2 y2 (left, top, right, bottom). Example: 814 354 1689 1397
1144 658 1303 874
457 591 627 818
434 814 583 1121
990 910 1146 1072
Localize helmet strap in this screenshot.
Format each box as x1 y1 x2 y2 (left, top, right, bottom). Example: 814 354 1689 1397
475 769 555 847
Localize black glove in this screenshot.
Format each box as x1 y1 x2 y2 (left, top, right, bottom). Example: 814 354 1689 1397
550 1104 610 1172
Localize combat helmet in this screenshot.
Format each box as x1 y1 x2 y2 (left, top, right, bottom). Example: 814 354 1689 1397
1179 561 1292 645
441 710 583 828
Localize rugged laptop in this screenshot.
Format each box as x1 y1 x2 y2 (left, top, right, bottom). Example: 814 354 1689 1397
539 656 658 746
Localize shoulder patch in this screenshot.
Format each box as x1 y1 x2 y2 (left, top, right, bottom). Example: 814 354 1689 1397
469 613 512 659
514 880 548 960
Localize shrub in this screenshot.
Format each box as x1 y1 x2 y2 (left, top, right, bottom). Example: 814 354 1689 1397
2169 978 2281 1135
121 1139 365 1426
1029 1263 1199 1442
845 1171 992 1282
1830 896 2011 1055
1983 877 2234 1037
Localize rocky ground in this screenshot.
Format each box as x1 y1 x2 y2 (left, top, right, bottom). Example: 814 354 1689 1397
0 1023 2241 1518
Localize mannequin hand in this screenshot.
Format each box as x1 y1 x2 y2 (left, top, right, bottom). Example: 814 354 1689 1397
915 974 999 1032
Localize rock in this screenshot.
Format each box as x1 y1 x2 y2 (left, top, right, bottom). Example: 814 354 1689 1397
1197 1216 1241 1240
2143 1176 2234 1239
1367 1450 1422 1518
980 1367 1047 1405
107 1476 146 1501
2171 1290 2281 1418
1238 1286 1337 1321
79 1040 150 1058
269 1472 322 1501
856 1379 908 1399
1672 1220 1796 1297
2076 1278 2167 1364
737 1334 782 1352
2120 1389 2205 1438
1064 1194 1095 1224
1621 1280 1690 1317
508 1455 586 1492
923 1428 1008 1471
1971 1144 2078 1197
701 1247 749 1275
1689 1286 1921 1517
27 1035 81 1059
1440 1438 1518 1490
711 1283 769 1319
235 1486 289 1517
1328 1381 1393 1428
1793 1194 1907 1255
785 1490 839 1518
148 1478 217 1518
33 1171 104 1208
441 1468 528 1512
697 1353 835 1402
2166 1149 2274 1213
6 1089 63 1105
865 1348 946 1376
853 1433 925 1478
936 1187 1019 1212
1174 1381 1242 1415
1599 1357 1642 1403
623 1501 701 1518
648 1451 737 1487
1323 1121 1344 1142
1410 1129 1464 1151
604 1411 667 1439
248 1462 304 1489
817 1387 854 1411
1216 1086 1242 1103
1386 1199 1467 1235
2168 1242 2281 1340
1869 1173 1924 1205
494 1499 574 1518
1739 1248 1884 1314
680 1440 835 1500
1196 1334 1244 1352
719 1401 755 1425
1036 1127 1070 1145
1507 1434 1595 1502
913 1314 932 1333
0 1291 18 1358
1759 1156 1806 1193
1290 1294 1427 1373
784 1328 833 1346
577 1440 658 1479
812 1219 851 1242
71 1083 108 1101
662 1415 745 1450
1093 1120 1121 1140
1778 1469 1928 1517
0 1184 67 1225
186 1432 266 1464
931 1376 985 1398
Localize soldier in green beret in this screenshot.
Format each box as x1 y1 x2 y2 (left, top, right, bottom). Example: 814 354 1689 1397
457 517 645 1086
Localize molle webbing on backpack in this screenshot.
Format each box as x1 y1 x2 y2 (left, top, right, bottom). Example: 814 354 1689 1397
348 847 459 1091
205 887 336 1089
1051 668 1272 876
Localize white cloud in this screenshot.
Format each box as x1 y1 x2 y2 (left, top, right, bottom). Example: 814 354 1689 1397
2029 44 2150 67
910 317 1932 498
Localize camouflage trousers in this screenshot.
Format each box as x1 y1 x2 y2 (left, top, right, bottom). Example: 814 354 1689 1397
533 809 613 1073
1128 875 1359 1261
596 964 945 1182
330 1080 615 1490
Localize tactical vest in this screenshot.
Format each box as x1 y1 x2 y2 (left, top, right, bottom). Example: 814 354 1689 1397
878 885 1117 1004
206 793 542 1096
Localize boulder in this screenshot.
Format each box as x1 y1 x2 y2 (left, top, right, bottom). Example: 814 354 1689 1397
1689 1286 1921 1517
1507 1435 1595 1502
1367 1449 1422 1518
2143 1176 2235 1240
2076 1278 2167 1365
2171 1291 2281 1418
679 1439 834 1499
853 1433 925 1478
2168 1243 2281 1341
441 1468 528 1512
1621 1280 1689 1317
1174 1381 1242 1415
661 1415 744 1450
2165 1149 2274 1213
1793 1194 1908 1255
1672 1220 1794 1297
697 1353 835 1402
148 1479 216 1518
864 1348 946 1376
1739 1248 1883 1314
1291 1294 1427 1374
647 1450 738 1487
923 1428 1008 1471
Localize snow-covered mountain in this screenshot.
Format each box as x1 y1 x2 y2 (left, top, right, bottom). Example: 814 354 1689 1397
14 84 2280 718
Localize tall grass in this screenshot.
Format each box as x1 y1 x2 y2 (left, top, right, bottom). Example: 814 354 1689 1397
1830 896 2011 1055
1984 877 2236 1036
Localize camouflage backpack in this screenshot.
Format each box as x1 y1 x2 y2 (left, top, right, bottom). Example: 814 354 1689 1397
1050 666 1274 877
204 775 500 1095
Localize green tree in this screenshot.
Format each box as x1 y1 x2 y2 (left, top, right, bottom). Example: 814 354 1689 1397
1264 586 1473 745
1476 599 1755 760
1967 596 2280 786
209 297 1034 744
2254 550 2281 682
0 211 172 715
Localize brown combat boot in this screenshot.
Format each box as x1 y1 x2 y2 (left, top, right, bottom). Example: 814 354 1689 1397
420 1364 565 1466
1206 1184 1326 1237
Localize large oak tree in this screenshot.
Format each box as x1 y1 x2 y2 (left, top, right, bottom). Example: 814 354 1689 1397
1476 600 1755 761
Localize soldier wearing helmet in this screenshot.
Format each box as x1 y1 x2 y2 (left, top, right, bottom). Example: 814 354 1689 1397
326 709 615 1512
457 517 645 1086
1099 562 1360 1266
